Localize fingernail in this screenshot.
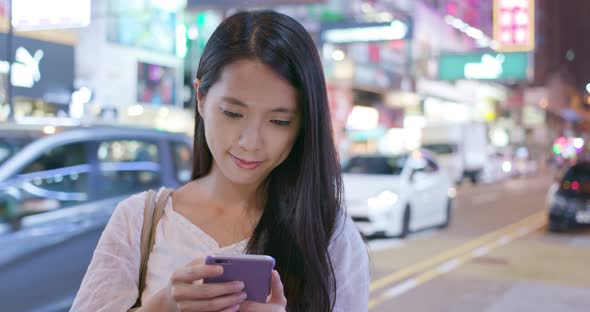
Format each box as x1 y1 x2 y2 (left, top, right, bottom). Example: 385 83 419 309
240 292 248 300
233 305 240 312
216 266 223 274
234 281 245 290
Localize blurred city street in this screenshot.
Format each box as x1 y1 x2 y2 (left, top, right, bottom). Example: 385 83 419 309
368 174 590 311
2 0 590 311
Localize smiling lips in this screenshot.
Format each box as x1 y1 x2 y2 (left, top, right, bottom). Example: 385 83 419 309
230 154 263 170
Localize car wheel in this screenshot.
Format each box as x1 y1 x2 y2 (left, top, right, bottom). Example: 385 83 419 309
438 199 452 229
400 205 411 239
469 172 479 185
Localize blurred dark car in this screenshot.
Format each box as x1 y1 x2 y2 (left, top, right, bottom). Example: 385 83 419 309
548 162 590 232
0 124 193 312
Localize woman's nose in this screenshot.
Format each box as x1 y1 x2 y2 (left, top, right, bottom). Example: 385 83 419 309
238 123 263 151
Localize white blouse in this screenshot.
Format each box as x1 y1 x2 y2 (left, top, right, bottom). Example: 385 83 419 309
70 188 369 311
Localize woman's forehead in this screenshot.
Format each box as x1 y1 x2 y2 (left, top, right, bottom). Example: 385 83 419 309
214 60 298 110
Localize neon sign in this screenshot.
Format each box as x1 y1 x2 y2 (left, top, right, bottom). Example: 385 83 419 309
0 47 45 88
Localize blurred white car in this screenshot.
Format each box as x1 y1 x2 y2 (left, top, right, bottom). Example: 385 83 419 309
481 152 512 184
343 150 455 238
512 146 538 177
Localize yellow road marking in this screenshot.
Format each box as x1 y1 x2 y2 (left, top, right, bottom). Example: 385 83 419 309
369 210 546 293
368 211 547 309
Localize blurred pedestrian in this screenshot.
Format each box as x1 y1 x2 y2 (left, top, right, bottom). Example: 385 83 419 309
71 10 369 312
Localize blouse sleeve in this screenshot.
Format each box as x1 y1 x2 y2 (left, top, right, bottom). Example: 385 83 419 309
328 213 370 312
70 192 147 312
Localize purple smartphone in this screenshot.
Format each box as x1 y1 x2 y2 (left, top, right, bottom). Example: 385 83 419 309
203 254 276 303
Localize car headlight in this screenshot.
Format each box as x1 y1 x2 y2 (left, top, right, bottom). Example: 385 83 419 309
502 161 512 173
448 187 457 198
368 190 399 209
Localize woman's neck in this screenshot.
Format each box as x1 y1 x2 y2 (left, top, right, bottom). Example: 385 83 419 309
199 164 266 218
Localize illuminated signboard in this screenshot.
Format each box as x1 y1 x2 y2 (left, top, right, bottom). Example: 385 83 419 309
322 20 411 43
12 0 91 30
0 34 74 104
439 52 529 81
187 0 324 8
493 0 535 52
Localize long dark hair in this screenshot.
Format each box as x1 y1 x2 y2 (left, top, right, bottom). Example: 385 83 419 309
191 10 343 311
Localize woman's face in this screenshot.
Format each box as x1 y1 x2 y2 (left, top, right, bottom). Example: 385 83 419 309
197 60 301 186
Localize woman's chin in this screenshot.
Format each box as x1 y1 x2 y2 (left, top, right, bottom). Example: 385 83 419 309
223 168 266 186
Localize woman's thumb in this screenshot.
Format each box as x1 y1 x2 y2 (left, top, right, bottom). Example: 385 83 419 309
268 270 287 306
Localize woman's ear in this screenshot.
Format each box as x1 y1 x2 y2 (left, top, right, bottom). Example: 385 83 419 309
194 79 205 115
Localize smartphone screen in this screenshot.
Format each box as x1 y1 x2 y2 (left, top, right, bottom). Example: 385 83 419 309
203 254 276 303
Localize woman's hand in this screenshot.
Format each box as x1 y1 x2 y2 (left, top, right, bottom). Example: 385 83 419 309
143 258 247 312
239 270 287 312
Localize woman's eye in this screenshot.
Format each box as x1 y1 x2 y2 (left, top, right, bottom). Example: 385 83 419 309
222 110 243 119
271 120 291 127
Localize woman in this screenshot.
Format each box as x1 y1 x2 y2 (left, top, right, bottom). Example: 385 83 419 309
71 10 369 312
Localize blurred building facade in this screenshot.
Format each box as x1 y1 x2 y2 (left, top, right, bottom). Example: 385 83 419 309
0 0 79 123
0 0 563 164
75 0 192 133
533 0 590 163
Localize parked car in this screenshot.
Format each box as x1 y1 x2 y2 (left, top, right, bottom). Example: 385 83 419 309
0 124 193 312
547 162 590 232
343 150 454 238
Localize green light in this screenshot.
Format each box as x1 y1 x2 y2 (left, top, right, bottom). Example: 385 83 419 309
439 52 529 81
196 12 207 51
553 144 561 155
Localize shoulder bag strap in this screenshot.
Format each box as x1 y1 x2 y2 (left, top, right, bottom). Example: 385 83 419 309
129 188 174 310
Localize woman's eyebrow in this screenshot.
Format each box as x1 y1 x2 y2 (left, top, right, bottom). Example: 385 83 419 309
221 96 248 107
221 96 295 114
270 107 296 114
